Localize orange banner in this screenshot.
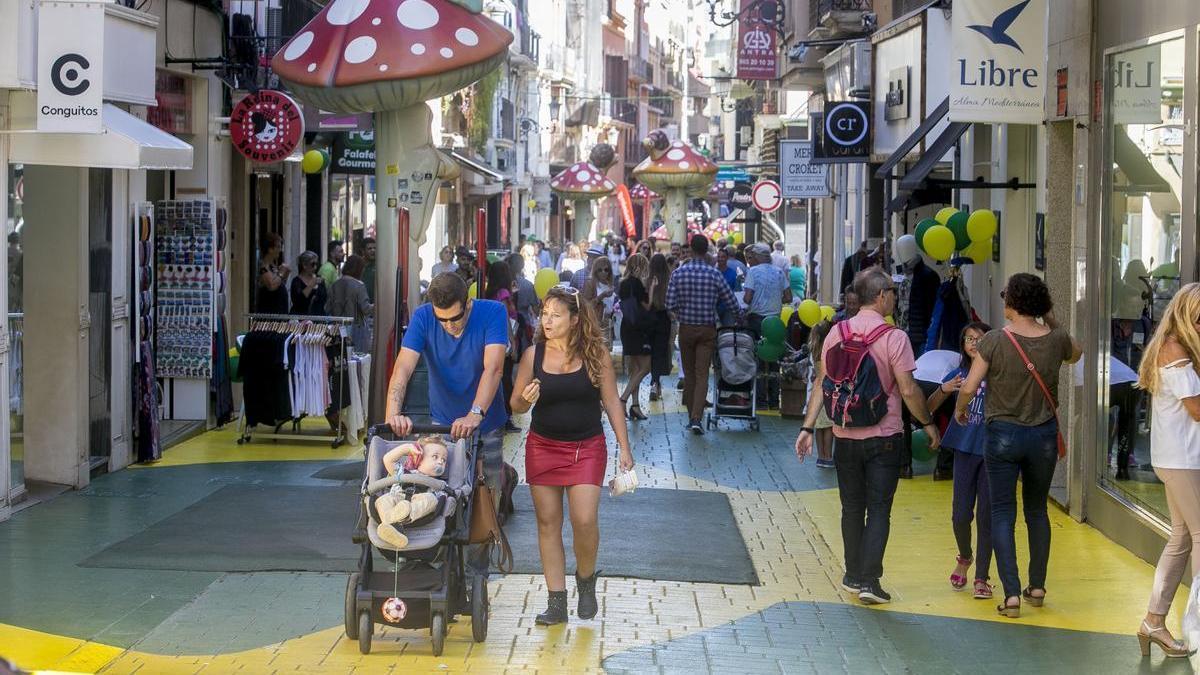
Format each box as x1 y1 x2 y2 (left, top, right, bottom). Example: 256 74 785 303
616 184 637 238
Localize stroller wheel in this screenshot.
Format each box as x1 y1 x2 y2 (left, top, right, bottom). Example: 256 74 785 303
357 611 372 654
471 574 489 642
431 612 446 656
344 573 361 639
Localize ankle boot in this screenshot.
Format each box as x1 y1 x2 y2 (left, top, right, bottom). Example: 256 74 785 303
576 569 601 620
535 590 568 626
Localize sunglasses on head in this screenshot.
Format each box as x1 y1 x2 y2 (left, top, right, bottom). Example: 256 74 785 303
548 285 581 308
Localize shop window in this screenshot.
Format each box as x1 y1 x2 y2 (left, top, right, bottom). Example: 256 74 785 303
7 163 23 498
1100 36 1186 520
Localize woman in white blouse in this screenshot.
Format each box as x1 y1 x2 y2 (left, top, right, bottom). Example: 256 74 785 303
1136 283 1200 658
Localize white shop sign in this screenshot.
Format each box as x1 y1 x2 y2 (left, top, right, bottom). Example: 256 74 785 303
779 141 829 199
949 0 1046 125
1111 43 1162 125
37 0 105 134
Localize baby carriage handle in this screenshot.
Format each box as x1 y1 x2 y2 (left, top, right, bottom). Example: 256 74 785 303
368 422 454 438
366 473 447 495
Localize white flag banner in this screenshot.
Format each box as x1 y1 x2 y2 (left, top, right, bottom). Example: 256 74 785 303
949 0 1047 125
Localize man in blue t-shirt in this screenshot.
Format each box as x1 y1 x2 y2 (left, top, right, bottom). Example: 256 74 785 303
387 272 509 573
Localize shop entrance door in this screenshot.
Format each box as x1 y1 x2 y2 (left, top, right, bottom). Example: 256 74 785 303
87 169 113 473
248 173 284 313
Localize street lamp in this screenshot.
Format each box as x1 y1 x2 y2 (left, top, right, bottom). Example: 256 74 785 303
705 0 783 32
548 94 561 122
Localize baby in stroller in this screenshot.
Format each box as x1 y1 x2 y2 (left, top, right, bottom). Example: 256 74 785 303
374 436 450 549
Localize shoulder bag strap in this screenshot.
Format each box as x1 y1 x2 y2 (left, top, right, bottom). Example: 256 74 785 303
1003 328 1066 457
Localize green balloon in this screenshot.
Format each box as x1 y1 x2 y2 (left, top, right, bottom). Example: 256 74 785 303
761 316 786 344
755 340 785 363
915 218 939 251
947 210 971 251
912 428 934 462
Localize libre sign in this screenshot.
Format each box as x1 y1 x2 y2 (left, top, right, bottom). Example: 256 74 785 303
1111 43 1161 124
950 0 1047 124
778 141 829 198
37 1 105 134
736 0 777 81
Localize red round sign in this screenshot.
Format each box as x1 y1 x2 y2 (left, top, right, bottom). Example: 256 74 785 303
229 90 304 163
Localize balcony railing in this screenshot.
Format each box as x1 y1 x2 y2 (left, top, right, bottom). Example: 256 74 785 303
611 100 638 125
499 98 516 141
521 28 540 63
630 59 653 83
666 69 682 91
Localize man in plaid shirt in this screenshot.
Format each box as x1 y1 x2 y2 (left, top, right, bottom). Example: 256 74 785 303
667 234 742 434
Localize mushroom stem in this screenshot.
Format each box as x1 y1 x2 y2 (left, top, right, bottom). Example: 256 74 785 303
663 189 688 243
573 199 596 243
370 103 446 418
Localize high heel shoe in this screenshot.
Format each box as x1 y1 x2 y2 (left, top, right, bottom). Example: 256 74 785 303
997 597 1020 618
628 404 648 421
1021 587 1045 607
949 555 972 591
1138 620 1194 658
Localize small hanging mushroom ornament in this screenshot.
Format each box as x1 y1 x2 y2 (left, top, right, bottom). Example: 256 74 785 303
550 143 617 242
631 130 717 243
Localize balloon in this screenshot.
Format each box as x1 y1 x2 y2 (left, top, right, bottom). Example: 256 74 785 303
922 225 956 260
725 235 736 247
884 315 896 326
761 316 787 344
302 149 327 174
935 207 959 225
797 299 822 327
468 282 479 299
534 268 559 299
756 340 785 363
894 234 918 266
911 428 934 462
780 305 795 325
947 210 971 251
821 305 835 321
967 209 998 242
731 232 744 245
914 218 939 250
964 238 991 264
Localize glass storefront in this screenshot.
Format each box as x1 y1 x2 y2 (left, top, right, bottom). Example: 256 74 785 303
1100 35 1188 523
7 162 22 501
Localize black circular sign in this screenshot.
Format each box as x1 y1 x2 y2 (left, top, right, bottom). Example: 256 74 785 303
825 102 869 147
730 182 754 208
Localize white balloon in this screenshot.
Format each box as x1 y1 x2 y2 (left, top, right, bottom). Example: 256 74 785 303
894 234 920 266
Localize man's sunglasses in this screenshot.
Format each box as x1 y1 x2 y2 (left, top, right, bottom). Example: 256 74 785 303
435 303 468 323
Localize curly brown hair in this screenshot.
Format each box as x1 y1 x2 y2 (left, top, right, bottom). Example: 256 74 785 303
537 286 608 389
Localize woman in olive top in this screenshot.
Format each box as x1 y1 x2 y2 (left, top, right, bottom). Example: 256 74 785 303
955 273 1082 618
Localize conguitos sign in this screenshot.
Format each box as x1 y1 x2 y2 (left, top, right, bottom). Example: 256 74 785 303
37 1 105 133
949 0 1047 124
230 91 305 163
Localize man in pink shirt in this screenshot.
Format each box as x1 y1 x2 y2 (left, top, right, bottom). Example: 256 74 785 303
794 267 941 605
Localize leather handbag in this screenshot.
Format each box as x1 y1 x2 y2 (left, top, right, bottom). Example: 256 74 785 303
469 460 514 573
1002 328 1067 458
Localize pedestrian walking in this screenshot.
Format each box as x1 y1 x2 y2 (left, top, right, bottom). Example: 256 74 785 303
485 260 520 431
806 319 836 469
510 285 635 626
386 272 510 577
954 273 1082 618
1134 283 1200 658
255 232 290 314
361 237 377 303
770 241 790 274
559 244 586 275
289 251 328 316
572 246 606 290
647 253 673 402
618 253 652 420
582 255 616 340
795 267 942 605
431 245 458 278
667 234 742 434
319 239 344 287
743 243 791 337
789 254 807 300
328 255 374 352
926 322 993 599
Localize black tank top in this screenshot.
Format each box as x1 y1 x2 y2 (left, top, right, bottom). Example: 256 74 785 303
530 342 604 441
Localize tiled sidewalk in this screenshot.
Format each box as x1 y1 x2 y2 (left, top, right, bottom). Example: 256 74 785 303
0 383 1191 673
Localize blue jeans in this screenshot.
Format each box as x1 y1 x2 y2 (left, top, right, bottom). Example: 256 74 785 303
985 419 1058 600
835 434 903 583
468 428 505 575
952 450 991 581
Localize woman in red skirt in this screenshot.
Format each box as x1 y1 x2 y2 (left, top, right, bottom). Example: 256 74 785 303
510 284 635 625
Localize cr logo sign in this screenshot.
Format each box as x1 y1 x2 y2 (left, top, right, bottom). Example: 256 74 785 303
51 54 91 96
825 102 869 146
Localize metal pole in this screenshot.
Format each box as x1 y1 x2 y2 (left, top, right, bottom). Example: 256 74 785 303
681 0 692 141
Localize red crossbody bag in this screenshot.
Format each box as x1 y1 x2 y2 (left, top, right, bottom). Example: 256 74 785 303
1002 328 1067 458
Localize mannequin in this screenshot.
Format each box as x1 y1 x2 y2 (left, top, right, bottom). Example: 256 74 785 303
894 234 941 358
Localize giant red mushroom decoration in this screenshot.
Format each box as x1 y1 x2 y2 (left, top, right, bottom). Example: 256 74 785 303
631 130 718 242
271 0 511 415
551 144 617 242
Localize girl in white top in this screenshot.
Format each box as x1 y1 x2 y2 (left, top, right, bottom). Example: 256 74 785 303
1135 282 1200 658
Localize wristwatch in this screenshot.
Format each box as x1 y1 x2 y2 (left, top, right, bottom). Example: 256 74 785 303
469 405 484 417
800 426 815 434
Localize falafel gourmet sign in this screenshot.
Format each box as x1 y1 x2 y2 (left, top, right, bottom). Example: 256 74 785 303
949 0 1047 124
229 90 305 163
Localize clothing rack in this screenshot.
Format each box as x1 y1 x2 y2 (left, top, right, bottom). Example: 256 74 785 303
236 313 355 448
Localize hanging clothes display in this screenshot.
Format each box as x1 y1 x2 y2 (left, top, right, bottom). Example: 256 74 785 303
924 271 974 353
133 202 161 462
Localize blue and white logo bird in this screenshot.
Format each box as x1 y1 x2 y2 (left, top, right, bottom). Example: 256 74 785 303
967 0 1031 53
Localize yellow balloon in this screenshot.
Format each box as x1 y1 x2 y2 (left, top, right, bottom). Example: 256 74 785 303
923 225 956 261
798 299 822 327
821 305 835 321
935 207 959 225
534 268 559 299
964 238 991 264
731 232 744 245
967 209 998 242
884 315 896 326
468 282 479 299
780 305 795 325
301 149 325 174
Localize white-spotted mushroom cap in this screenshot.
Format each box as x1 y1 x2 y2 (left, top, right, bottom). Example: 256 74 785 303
629 183 661 202
632 138 718 193
271 0 513 113
550 162 616 201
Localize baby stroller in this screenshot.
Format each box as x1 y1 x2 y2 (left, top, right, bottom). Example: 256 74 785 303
707 327 760 431
345 422 485 656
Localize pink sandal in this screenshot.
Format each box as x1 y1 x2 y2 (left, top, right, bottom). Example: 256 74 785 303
973 579 993 599
950 555 972 590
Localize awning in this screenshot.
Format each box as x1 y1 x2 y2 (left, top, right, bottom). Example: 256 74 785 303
10 104 193 170
447 150 505 181
898 121 970 192
875 97 950 180
1113 127 1171 193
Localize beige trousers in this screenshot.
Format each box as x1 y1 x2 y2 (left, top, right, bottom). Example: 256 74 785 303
1149 467 1200 615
